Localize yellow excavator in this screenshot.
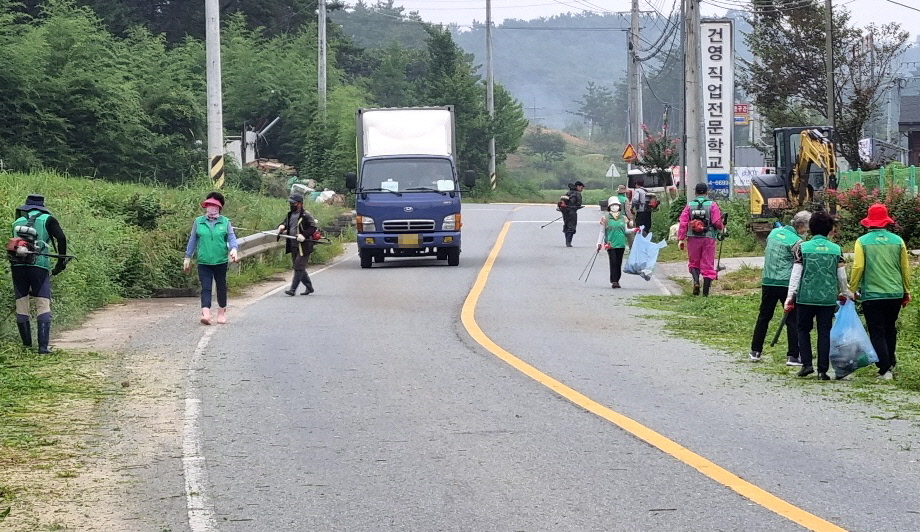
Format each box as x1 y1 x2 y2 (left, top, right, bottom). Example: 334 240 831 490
749 127 838 238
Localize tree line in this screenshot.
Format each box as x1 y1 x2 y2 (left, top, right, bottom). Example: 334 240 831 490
0 0 527 190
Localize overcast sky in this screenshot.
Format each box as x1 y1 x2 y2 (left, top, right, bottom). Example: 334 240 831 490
390 0 920 38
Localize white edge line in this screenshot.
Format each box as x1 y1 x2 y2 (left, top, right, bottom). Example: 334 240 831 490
184 251 355 530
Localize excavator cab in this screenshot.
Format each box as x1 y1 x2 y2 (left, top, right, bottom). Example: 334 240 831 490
750 127 837 234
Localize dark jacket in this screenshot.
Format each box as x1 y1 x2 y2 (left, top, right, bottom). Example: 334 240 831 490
562 185 583 211
279 209 318 256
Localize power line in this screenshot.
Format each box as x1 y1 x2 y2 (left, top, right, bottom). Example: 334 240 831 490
884 0 920 12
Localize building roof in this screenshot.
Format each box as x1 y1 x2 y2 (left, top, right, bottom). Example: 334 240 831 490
899 95 920 130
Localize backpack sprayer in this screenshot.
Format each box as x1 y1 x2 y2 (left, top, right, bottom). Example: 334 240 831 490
6 224 75 265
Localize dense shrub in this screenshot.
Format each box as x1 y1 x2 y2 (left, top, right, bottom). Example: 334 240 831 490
828 185 920 248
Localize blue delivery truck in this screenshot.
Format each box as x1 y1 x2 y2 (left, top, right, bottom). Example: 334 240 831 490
345 106 475 268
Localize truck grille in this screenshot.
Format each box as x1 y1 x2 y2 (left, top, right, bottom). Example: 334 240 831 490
382 219 436 232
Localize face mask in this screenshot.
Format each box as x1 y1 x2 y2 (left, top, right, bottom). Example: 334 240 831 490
609 205 621 213
205 206 220 219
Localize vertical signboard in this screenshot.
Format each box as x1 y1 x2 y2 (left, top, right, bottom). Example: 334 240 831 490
701 19 733 197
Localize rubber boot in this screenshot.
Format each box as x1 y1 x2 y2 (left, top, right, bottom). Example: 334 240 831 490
702 278 712 297
565 233 573 247
37 321 51 354
217 307 227 324
17 320 32 347
285 271 303 296
200 308 211 325
300 272 315 295
691 268 701 295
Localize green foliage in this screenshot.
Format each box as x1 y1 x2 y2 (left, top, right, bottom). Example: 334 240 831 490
0 171 350 338
572 82 617 138
741 2 909 170
523 129 566 167
829 185 920 248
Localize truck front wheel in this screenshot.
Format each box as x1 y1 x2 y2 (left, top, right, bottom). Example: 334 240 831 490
446 247 460 266
359 249 373 269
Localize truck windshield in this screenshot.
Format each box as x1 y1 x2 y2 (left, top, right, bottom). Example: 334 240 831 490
361 159 455 193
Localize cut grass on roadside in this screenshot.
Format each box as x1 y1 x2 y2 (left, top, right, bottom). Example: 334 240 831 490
0 345 113 527
635 266 920 398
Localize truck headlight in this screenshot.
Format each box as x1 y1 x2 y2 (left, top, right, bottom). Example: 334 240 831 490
442 213 461 231
357 215 375 232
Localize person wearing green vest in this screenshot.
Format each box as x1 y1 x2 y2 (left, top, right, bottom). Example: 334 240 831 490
848 204 911 380
615 184 634 226
596 196 634 288
9 194 69 354
784 211 852 380
184 192 239 325
749 210 811 365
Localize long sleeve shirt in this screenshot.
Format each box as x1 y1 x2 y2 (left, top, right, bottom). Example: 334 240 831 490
848 229 911 299
185 219 238 258
677 199 724 241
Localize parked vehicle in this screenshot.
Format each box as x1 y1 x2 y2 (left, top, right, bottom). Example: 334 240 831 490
345 106 475 268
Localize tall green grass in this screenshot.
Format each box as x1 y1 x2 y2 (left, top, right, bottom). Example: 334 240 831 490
0 171 349 340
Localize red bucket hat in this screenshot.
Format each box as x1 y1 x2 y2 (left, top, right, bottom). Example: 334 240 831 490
860 203 894 228
201 197 223 209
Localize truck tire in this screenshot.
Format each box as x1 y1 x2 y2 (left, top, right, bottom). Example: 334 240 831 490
359 249 373 269
374 251 385 263
446 247 460 266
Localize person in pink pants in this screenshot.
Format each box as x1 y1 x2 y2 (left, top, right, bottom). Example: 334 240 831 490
677 183 725 296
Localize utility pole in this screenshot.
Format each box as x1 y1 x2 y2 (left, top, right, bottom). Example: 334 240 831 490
628 0 642 152
205 0 225 188
824 0 835 130
318 0 327 119
684 0 704 193
679 0 687 196
486 0 496 190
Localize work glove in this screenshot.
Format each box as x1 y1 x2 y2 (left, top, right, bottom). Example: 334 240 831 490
903 293 911 308
277 224 285 234
838 290 854 303
51 259 68 276
183 258 191 272
678 239 686 251
783 298 795 313
229 249 238 263
296 234 306 242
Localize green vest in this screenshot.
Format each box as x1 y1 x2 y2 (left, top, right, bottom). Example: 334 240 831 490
762 225 801 287
11 210 52 270
797 235 842 306
194 215 230 265
603 214 627 249
617 193 628 207
856 229 906 300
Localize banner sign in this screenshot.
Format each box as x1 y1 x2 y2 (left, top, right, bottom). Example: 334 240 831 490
701 19 734 197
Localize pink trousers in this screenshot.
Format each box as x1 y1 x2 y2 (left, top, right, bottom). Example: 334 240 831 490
687 237 718 280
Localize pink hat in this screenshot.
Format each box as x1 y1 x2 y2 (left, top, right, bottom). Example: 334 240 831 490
201 197 223 209
860 203 894 228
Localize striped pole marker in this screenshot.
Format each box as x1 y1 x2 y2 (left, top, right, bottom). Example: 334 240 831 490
210 155 225 189
490 172 497 190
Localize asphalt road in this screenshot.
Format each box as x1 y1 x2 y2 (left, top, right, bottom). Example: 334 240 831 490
187 204 920 531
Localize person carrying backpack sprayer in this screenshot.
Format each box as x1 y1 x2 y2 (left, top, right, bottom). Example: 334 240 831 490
748 210 811 365
558 181 585 247
7 194 70 354
596 196 634 288
630 177 659 237
848 204 911 380
784 211 853 380
677 183 725 296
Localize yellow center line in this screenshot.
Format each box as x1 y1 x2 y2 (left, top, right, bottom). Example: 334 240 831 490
460 221 847 532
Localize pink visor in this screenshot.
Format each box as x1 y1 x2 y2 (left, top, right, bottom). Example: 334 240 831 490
201 198 223 209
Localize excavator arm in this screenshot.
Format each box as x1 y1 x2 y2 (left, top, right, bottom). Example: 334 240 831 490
789 129 837 207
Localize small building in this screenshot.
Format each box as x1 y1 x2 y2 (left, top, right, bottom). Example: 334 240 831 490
898 95 920 166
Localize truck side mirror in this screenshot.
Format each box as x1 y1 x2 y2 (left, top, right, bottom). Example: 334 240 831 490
345 172 357 190
463 170 476 188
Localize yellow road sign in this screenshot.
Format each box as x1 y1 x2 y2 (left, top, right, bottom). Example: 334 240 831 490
622 143 637 162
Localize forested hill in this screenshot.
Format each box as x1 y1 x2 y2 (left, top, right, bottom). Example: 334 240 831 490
334 5 755 136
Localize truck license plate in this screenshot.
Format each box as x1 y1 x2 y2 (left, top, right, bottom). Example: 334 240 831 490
767 198 789 209
398 234 421 247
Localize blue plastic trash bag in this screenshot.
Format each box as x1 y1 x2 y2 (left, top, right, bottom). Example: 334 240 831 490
623 227 667 281
829 300 878 379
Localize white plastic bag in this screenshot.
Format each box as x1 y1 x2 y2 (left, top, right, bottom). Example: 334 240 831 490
623 227 667 281
829 300 878 379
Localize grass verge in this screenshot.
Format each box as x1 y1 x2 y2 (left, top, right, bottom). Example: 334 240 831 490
0 344 113 528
